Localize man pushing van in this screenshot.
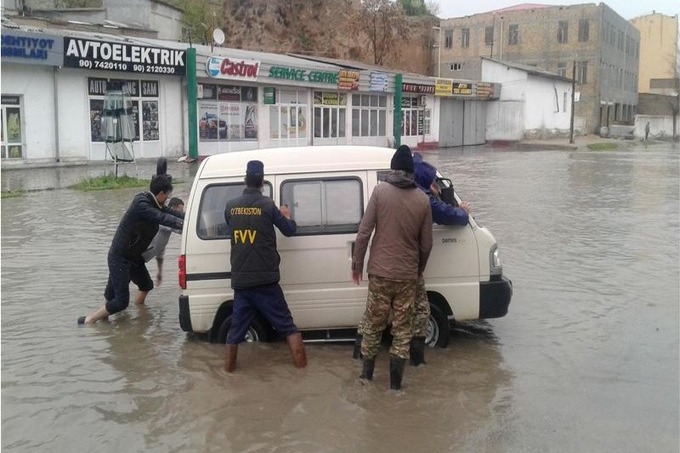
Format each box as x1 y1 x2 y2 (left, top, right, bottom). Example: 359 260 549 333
223 160 307 372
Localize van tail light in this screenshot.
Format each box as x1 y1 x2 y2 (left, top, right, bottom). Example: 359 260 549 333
179 254 187 289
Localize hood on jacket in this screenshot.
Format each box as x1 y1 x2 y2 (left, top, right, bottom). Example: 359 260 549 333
414 158 437 190
385 170 416 189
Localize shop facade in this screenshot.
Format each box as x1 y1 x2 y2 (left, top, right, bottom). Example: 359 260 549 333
1 29 187 164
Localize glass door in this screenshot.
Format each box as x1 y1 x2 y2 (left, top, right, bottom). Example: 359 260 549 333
1 96 23 159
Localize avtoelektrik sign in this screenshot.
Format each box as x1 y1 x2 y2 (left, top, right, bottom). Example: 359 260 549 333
64 37 186 75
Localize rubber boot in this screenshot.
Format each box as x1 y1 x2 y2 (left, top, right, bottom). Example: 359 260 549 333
352 334 363 360
389 357 406 390
409 336 427 366
224 344 238 373
360 358 375 380
286 332 307 368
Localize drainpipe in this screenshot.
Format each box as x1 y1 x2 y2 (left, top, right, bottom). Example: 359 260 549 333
393 74 402 148
187 47 198 159
53 67 60 162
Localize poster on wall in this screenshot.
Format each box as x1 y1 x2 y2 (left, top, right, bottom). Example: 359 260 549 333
90 99 104 142
220 103 242 140
244 104 258 139
142 101 159 141
199 102 219 140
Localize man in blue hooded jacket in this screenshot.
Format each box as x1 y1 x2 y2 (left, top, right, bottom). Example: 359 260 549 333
409 153 471 365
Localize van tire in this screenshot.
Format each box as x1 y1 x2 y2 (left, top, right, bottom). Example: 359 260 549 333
215 314 271 344
427 303 450 348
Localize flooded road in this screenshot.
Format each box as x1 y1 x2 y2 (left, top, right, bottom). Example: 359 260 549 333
2 145 678 452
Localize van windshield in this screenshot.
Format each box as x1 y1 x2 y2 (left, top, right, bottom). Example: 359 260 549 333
197 182 272 240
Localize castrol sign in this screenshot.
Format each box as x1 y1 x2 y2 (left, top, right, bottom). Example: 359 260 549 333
205 56 260 80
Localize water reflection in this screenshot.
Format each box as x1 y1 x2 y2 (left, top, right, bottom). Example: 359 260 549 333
2 145 678 452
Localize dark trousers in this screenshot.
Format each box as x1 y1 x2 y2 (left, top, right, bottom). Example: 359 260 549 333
227 282 298 344
104 251 153 314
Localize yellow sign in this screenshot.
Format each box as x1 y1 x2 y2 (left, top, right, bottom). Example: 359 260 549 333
435 78 453 96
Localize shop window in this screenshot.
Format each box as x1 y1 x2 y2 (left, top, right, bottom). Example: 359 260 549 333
313 91 346 139
400 96 429 137
269 89 308 140
87 78 160 144
280 178 362 235
351 94 386 137
198 85 258 142
1 95 23 159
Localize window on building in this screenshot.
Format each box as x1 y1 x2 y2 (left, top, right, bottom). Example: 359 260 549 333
508 24 519 45
280 178 363 235
461 28 470 48
450 62 463 71
197 84 258 142
485 26 494 46
563 92 569 113
351 94 387 137
1 95 23 159
578 19 589 42
197 182 272 240
618 30 624 51
558 21 568 43
576 61 588 85
269 89 308 140
313 91 346 139
557 62 567 78
400 96 429 137
88 78 161 145
444 29 453 48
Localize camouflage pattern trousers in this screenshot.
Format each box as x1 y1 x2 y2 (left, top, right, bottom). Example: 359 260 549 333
360 274 417 360
412 275 430 338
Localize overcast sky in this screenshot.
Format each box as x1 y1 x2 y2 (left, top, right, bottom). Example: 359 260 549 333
436 0 679 20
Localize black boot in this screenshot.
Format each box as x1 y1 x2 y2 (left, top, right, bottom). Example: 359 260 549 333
389 357 406 390
409 336 426 366
352 334 363 360
360 358 375 380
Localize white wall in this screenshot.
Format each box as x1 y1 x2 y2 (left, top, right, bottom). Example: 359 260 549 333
482 59 572 140
1 64 57 161
635 114 679 139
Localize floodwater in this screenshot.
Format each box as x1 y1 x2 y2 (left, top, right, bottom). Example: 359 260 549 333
2 144 679 452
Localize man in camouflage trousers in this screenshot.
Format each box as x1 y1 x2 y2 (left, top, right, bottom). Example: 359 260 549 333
351 145 432 390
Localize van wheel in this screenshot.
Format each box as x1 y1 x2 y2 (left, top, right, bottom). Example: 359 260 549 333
426 304 450 348
216 314 271 344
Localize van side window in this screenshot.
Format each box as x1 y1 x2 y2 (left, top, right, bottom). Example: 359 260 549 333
197 182 272 240
280 178 363 235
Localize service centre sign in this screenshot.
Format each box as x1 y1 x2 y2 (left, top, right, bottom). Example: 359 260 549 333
1 30 63 66
64 37 186 75
269 65 338 85
205 56 260 80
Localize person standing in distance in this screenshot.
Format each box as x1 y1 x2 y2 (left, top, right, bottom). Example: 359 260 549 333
223 160 306 372
78 174 184 325
409 154 471 365
352 145 433 390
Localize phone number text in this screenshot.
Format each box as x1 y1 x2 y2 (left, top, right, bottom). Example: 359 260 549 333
76 59 177 74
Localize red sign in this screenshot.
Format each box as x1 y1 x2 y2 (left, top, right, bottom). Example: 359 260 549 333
206 56 260 80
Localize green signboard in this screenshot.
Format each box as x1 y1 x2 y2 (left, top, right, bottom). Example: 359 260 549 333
269 66 337 84
263 87 276 105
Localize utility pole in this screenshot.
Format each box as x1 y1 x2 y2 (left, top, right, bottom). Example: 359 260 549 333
570 60 576 144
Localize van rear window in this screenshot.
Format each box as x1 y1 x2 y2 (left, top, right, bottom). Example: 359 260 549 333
197 182 272 240
280 177 363 235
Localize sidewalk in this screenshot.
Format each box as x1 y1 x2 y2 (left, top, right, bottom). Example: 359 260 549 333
495 134 638 151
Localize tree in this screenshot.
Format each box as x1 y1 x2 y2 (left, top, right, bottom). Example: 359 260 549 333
350 0 409 65
182 0 216 45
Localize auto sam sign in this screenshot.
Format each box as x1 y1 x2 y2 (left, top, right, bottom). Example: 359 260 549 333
64 37 186 75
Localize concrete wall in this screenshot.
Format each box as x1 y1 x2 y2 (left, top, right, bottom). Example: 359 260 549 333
631 13 679 93
635 114 679 140
482 59 571 140
1 64 57 161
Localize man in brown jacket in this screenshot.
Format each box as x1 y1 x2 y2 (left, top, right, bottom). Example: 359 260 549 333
351 145 433 390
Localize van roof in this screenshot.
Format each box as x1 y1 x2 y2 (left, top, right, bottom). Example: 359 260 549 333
198 146 398 178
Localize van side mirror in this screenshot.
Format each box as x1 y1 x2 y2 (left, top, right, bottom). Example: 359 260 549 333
437 178 457 207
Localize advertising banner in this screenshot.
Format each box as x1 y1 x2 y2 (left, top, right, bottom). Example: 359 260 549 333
64 37 186 75
205 56 260 81
1 30 63 66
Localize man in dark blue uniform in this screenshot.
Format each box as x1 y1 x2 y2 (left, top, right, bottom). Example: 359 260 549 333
78 174 184 325
223 160 306 372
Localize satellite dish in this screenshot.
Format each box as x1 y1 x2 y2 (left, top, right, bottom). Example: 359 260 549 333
213 28 225 45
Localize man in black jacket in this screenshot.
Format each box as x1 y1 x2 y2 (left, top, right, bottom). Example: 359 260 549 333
78 174 184 325
223 160 306 372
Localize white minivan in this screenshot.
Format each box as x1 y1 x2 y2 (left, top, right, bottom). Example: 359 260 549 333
178 146 512 347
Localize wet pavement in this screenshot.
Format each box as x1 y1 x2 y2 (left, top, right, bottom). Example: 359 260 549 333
2 143 678 452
